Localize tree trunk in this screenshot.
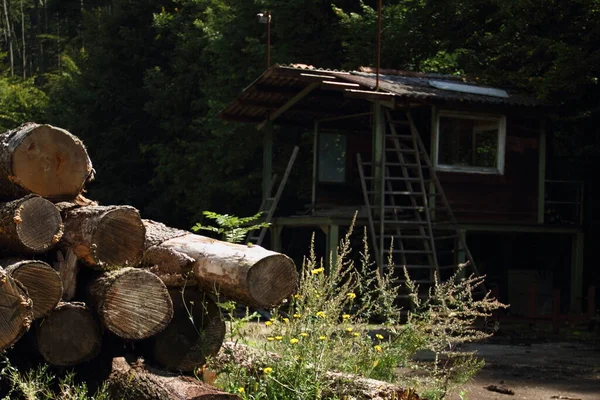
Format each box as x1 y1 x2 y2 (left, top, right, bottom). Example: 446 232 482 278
153 289 225 372
3 260 62 319
89 267 173 340
0 123 93 201
35 301 101 366
143 220 298 308
0 195 63 253
0 267 33 351
53 248 78 301
60 204 145 269
108 356 239 400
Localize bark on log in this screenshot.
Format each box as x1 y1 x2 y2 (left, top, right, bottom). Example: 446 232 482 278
53 248 78 301
0 195 63 253
108 356 239 400
153 289 225 372
0 123 93 201
212 342 421 400
89 267 173 340
0 267 33 351
3 260 62 319
35 302 101 366
60 204 145 269
143 220 298 308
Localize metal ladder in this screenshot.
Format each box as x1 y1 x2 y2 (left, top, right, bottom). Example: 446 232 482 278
247 146 299 246
357 109 481 297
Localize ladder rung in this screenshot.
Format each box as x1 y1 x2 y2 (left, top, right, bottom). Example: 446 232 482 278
388 250 434 255
384 234 432 239
390 120 410 125
386 149 419 154
433 235 459 240
385 221 429 225
385 134 412 139
386 162 421 168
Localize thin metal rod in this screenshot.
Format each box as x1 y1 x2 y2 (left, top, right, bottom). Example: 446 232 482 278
376 0 382 90
266 11 271 69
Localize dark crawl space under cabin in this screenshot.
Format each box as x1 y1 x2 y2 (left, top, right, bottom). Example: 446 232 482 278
219 64 593 325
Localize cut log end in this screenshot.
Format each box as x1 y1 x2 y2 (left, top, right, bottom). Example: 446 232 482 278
95 268 173 340
7 261 63 319
11 125 91 200
248 254 298 307
93 208 145 268
0 271 33 351
16 196 63 252
153 290 225 372
35 302 101 366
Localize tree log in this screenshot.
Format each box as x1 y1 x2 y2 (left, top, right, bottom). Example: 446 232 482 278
108 356 239 400
143 220 298 308
35 302 101 366
89 267 173 339
0 267 33 351
213 342 421 400
0 123 93 201
0 195 63 253
60 204 145 269
3 260 62 319
153 289 225 372
53 248 79 301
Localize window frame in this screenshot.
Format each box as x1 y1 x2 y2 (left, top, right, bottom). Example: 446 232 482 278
317 131 348 184
434 111 506 175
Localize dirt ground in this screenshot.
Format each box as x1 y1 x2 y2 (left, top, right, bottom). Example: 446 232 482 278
448 330 600 400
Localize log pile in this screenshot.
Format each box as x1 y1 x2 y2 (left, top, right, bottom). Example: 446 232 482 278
0 123 299 396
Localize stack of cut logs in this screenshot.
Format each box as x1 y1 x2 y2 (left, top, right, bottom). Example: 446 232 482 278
0 123 298 399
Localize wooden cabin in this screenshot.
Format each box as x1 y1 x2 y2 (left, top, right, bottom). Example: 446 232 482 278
220 64 586 316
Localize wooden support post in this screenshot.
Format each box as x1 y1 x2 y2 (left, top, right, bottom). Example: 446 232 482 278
552 288 561 332
457 229 467 279
429 106 438 216
271 225 282 252
570 232 584 313
262 121 273 202
537 121 547 224
312 121 319 210
372 102 384 274
321 224 339 272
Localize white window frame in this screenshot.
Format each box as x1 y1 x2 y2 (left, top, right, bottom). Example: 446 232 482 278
434 111 506 175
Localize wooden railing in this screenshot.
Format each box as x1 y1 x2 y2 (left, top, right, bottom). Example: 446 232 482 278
544 180 584 225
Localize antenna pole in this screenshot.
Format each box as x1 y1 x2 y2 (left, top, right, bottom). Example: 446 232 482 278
376 0 382 90
266 11 271 69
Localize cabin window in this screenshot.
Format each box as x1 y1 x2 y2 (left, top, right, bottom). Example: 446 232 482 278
318 133 347 183
436 112 506 174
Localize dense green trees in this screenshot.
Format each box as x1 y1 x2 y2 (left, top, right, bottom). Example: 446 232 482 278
0 0 597 227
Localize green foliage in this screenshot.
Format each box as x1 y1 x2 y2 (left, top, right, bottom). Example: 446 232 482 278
0 356 109 400
191 211 269 244
0 77 48 130
211 220 505 399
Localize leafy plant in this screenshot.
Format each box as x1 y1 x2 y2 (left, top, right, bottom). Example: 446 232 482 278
191 211 270 244
210 217 506 400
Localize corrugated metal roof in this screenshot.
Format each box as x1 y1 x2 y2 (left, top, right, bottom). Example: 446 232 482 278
219 64 542 124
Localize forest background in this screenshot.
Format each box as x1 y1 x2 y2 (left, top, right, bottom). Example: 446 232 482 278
0 0 598 232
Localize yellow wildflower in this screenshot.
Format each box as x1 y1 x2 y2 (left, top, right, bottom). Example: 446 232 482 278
275 336 283 341
300 332 309 337
294 294 302 299
347 293 356 299
373 359 380 368
290 338 299 344
267 337 275 341
342 314 351 320
237 387 245 393
293 313 301 318
319 336 327 340
353 332 360 337
283 318 290 323
263 367 273 374
316 311 326 318
346 327 353 333
311 267 325 275
376 334 384 340
265 321 273 326
374 345 382 353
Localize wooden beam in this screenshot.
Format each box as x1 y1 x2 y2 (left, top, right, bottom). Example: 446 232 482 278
320 81 361 90
344 89 394 101
257 82 319 130
537 120 547 224
312 121 319 210
570 232 584 313
262 121 273 202
317 112 373 123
